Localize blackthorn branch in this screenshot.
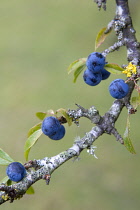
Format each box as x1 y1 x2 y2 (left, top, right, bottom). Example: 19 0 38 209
0 0 139 205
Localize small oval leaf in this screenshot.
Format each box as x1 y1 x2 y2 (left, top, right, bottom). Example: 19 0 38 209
36 112 47 120
131 95 140 109
28 123 42 137
123 116 136 154
67 60 80 73
67 58 87 75
0 176 10 185
124 136 136 154
26 186 35 194
73 65 86 83
0 148 14 166
24 129 43 161
105 63 124 74
7 179 12 186
95 27 112 50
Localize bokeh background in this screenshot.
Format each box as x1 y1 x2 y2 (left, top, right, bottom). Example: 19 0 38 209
0 0 140 210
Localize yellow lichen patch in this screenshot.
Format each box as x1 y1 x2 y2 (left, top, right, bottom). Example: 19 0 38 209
122 62 137 77
2 194 9 201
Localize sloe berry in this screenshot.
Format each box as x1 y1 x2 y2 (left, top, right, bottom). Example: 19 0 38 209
109 79 129 99
48 125 65 140
42 116 61 136
101 69 111 80
86 52 105 73
6 162 26 182
83 69 102 86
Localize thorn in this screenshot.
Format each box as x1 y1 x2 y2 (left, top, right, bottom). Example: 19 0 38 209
129 108 137 114
43 174 51 185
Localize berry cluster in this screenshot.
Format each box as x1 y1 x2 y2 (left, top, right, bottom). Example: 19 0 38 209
6 162 26 182
83 52 110 86
5 56 131 183
84 52 129 99
42 116 65 140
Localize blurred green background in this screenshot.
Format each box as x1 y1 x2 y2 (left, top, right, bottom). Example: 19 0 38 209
0 0 140 209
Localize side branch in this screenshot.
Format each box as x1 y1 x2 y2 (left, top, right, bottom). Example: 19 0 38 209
115 0 140 66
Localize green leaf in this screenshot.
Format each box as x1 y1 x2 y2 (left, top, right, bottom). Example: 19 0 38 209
67 58 87 83
36 110 56 121
0 176 10 185
26 186 35 194
0 148 14 166
28 123 42 137
24 129 43 161
73 64 86 83
36 112 47 120
95 27 112 50
68 58 86 74
105 63 124 74
131 95 140 109
56 108 72 126
7 179 12 186
124 136 136 154
123 116 136 154
0 176 12 186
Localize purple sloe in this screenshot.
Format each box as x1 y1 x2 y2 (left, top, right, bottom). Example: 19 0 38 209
86 52 105 73
6 162 26 182
83 69 102 86
101 68 111 80
109 79 129 99
48 125 65 140
42 116 61 136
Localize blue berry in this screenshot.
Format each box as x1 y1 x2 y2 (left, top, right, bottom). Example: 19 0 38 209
109 79 129 99
48 125 65 140
101 69 111 80
6 162 26 182
42 116 61 136
86 52 105 73
83 69 102 86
